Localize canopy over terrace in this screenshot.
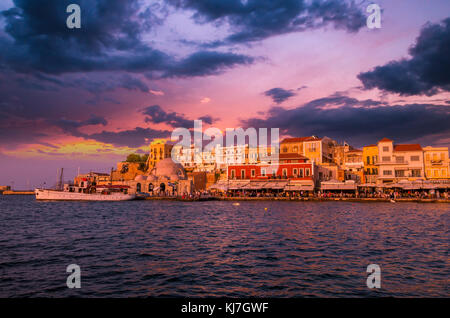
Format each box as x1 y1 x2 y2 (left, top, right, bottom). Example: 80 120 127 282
284 180 315 192
209 180 315 192
320 180 356 191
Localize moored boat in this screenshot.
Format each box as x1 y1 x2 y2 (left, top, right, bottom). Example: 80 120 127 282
35 176 135 201
35 188 135 201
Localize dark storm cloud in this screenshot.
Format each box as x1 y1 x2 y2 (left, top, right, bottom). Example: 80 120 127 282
87 127 171 148
358 18 450 96
242 94 450 146
264 88 297 104
52 115 108 136
0 0 254 77
142 105 215 128
168 0 366 45
160 51 254 78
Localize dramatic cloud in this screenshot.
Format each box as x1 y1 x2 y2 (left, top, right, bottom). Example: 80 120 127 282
86 127 171 148
159 51 254 78
358 17 450 96
242 93 450 146
169 0 366 45
52 115 108 136
0 0 254 77
264 88 297 104
142 105 214 128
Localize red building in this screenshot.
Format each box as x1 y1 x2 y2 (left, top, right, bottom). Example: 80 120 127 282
227 154 315 181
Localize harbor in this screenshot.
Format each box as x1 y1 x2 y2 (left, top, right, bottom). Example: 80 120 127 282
1 195 448 297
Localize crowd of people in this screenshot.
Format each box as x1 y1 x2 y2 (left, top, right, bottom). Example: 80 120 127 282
141 187 449 201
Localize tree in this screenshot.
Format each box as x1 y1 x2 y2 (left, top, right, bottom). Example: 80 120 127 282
125 153 149 163
126 154 142 163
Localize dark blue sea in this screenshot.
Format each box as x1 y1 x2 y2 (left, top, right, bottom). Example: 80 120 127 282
0 195 448 297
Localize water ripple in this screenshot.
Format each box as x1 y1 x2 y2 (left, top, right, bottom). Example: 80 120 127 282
0 195 448 297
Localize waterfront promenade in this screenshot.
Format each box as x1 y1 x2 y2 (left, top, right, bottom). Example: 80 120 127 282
143 196 450 203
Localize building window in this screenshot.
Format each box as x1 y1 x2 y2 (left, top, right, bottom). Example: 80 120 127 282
251 169 255 177
383 146 389 152
411 155 420 161
272 169 277 177
382 156 391 162
231 169 235 179
293 168 298 177
383 170 392 176
241 170 245 179
282 168 288 177
366 156 370 164
411 169 421 177
293 146 298 152
261 168 266 176
299 169 304 177
305 168 310 176
395 170 405 177
396 156 404 163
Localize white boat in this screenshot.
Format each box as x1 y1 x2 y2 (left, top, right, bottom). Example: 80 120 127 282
35 188 135 201
35 172 135 201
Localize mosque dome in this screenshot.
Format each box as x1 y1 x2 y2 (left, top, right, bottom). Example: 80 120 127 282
134 175 147 181
146 174 158 182
153 158 186 180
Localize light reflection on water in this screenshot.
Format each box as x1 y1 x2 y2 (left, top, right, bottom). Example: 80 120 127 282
0 195 448 297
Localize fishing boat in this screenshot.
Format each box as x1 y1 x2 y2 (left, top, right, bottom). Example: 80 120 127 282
35 168 135 201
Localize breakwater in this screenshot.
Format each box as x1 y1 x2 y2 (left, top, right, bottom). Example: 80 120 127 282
2 190 34 195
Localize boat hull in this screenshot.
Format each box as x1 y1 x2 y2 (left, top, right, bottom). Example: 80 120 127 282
35 189 135 201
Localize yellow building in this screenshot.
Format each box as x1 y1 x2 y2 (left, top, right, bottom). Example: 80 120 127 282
281 136 336 164
147 139 173 169
280 137 307 155
362 145 379 184
423 146 449 179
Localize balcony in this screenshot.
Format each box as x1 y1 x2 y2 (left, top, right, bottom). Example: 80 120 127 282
430 160 443 165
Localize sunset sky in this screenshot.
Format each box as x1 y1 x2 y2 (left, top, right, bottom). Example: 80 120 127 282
0 0 449 188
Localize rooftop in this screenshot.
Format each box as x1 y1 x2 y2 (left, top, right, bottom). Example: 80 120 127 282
279 153 309 160
281 136 321 143
394 144 423 151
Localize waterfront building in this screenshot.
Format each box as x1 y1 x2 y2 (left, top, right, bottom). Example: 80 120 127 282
423 146 450 180
147 139 173 169
124 158 192 195
376 138 425 184
280 136 337 165
111 161 145 182
227 153 314 180
0 185 11 194
74 171 111 186
362 145 379 184
316 163 343 182
222 154 315 194
343 149 364 182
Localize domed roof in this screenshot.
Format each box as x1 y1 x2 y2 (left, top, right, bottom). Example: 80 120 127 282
146 174 158 181
154 158 186 179
134 175 147 181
